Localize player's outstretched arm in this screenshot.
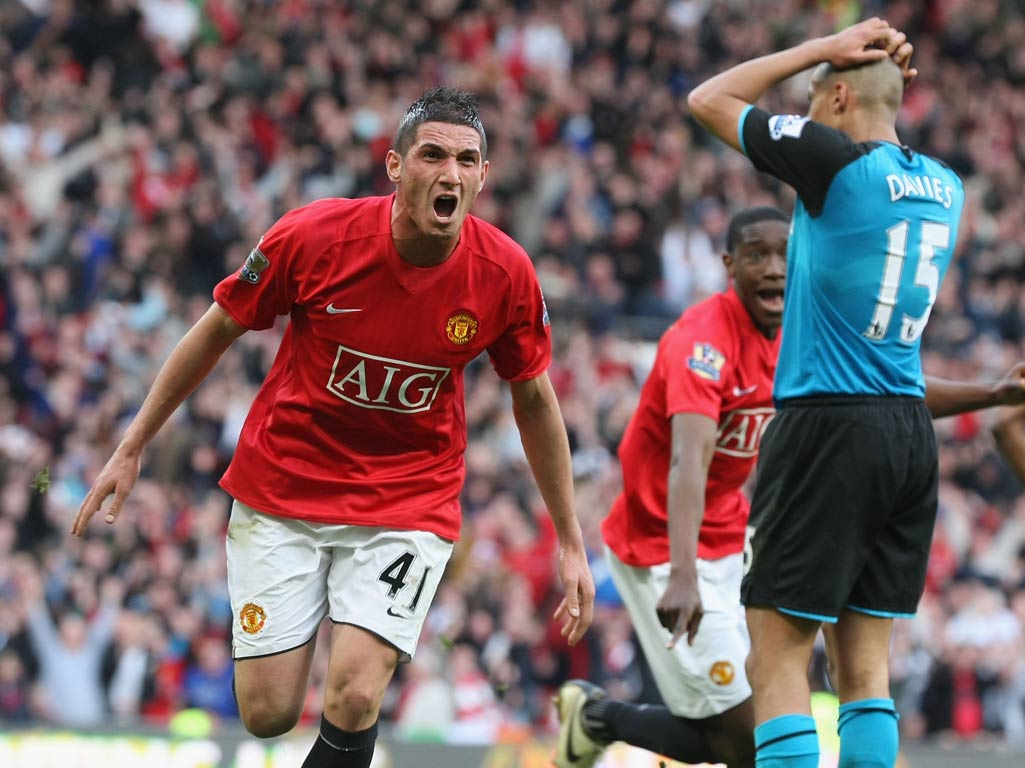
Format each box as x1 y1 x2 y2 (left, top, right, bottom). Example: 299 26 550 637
659 412 717 649
687 18 895 151
509 372 595 646
993 405 1025 483
923 363 1025 419
71 303 247 536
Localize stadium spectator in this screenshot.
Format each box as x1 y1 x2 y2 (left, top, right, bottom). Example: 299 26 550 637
181 632 237 720
16 567 120 727
1 0 1023 751
0 650 31 723
105 608 158 721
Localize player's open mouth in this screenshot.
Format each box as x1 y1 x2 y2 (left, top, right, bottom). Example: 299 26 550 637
757 288 784 312
433 195 458 221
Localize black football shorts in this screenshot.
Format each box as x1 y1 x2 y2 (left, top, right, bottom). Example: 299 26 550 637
741 396 938 622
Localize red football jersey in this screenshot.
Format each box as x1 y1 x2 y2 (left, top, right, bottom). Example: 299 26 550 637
602 287 780 565
213 196 551 540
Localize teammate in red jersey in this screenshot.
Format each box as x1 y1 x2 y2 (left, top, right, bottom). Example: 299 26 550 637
71 86 594 768
553 207 1025 768
554 207 788 768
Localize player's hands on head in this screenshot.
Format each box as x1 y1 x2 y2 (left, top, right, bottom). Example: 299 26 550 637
70 447 142 537
882 27 918 86
553 543 595 646
820 17 894 70
657 570 704 649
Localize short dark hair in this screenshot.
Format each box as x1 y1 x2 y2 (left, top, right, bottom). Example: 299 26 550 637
811 58 904 118
725 207 789 253
393 86 487 160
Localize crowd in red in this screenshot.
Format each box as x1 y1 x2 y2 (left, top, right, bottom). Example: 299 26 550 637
1 0 1023 746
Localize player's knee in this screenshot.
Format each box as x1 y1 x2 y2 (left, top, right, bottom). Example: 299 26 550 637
238 697 303 738
323 679 384 730
744 653 765 688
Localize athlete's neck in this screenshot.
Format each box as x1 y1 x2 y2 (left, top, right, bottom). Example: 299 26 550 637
843 115 901 146
392 235 458 267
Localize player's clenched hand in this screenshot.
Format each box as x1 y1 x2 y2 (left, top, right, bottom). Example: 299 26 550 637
995 362 1025 405
70 447 142 537
657 570 703 649
553 544 595 646
817 17 894 70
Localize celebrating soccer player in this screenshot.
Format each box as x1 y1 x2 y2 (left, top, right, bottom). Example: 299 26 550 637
72 86 595 768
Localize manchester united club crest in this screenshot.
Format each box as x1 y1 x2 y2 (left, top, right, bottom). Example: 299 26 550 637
239 602 267 635
446 312 479 345
709 660 735 686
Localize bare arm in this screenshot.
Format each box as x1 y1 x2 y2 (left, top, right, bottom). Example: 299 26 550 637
509 372 595 646
687 18 894 151
659 412 717 648
71 303 247 535
924 363 1025 419
993 405 1025 483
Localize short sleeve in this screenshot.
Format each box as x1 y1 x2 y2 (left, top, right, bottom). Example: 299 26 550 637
213 206 310 330
487 268 552 382
661 322 733 423
740 106 867 217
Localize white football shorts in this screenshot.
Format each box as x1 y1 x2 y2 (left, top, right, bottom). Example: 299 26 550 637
605 545 751 718
226 500 453 662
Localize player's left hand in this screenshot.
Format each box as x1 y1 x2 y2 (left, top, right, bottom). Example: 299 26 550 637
883 28 918 86
71 444 142 537
657 571 703 649
995 362 1025 405
553 544 595 646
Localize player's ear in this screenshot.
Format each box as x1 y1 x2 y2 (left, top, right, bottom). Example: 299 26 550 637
833 82 849 114
722 251 736 278
385 149 402 184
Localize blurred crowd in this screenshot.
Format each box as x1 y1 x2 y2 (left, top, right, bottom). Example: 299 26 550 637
1 0 1024 749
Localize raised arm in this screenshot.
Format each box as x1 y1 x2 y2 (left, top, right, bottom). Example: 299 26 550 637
924 363 1025 419
658 412 717 649
71 303 247 535
509 371 595 646
686 18 895 151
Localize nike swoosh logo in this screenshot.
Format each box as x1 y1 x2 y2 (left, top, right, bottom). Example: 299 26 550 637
326 304 362 314
386 607 406 618
732 384 758 397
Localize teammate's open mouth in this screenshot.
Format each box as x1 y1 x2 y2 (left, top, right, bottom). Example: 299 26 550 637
434 195 458 220
757 288 784 311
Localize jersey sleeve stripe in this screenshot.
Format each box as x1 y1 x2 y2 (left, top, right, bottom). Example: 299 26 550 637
737 104 754 156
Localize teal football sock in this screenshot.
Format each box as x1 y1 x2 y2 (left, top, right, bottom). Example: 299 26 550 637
838 698 899 768
755 714 820 768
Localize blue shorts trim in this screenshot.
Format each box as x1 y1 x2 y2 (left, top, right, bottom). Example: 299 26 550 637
846 604 916 619
738 105 753 156
779 606 837 624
